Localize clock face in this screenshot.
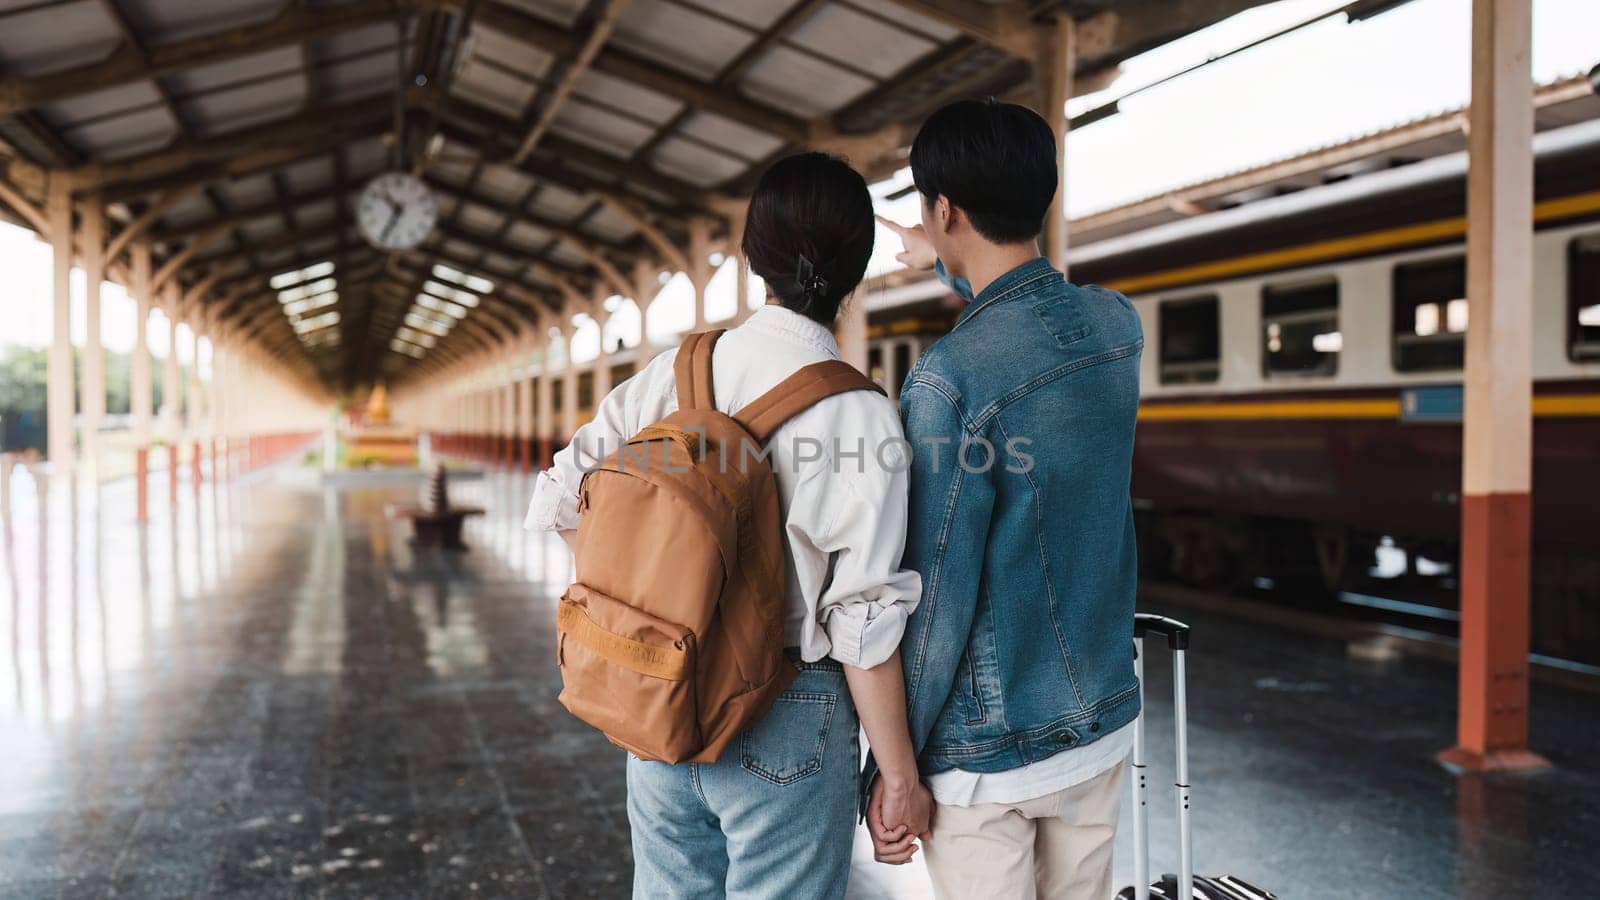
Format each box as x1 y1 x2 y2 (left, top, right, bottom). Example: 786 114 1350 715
357 171 438 252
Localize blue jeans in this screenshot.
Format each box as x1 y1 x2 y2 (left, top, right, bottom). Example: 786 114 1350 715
626 659 861 899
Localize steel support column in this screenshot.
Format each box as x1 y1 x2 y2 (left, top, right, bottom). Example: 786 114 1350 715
1439 0 1546 774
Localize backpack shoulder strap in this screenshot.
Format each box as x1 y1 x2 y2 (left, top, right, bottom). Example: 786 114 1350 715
673 329 725 411
737 360 886 444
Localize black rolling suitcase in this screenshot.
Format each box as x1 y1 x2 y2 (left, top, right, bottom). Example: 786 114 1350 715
1117 614 1279 900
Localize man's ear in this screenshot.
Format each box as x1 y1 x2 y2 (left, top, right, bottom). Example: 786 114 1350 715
936 195 956 234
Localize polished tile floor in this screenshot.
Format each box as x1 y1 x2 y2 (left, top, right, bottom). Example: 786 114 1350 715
1 461 1596 898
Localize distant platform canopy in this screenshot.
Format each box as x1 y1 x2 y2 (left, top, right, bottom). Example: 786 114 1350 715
0 0 1273 390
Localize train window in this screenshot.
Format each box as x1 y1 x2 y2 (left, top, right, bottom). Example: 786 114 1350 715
1262 280 1339 378
1393 256 1466 372
1159 295 1221 384
551 378 564 412
1571 235 1600 362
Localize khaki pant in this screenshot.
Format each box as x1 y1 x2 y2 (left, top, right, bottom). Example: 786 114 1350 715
922 763 1124 900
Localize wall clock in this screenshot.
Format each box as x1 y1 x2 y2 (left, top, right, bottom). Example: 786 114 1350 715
357 171 438 252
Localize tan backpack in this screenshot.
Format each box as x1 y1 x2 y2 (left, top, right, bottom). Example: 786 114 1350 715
555 329 884 763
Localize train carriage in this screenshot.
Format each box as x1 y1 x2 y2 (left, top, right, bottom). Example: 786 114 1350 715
865 106 1600 665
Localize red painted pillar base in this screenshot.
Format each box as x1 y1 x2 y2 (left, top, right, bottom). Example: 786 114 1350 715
135 447 149 521
539 438 553 470
1437 491 1549 774
191 442 203 488
167 445 179 503
519 436 531 473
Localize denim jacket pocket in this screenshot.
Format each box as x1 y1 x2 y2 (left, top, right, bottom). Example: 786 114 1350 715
740 691 837 786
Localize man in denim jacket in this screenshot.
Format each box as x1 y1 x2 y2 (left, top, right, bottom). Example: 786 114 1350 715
870 99 1143 899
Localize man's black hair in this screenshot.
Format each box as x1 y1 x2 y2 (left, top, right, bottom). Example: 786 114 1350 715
742 152 874 325
909 98 1058 244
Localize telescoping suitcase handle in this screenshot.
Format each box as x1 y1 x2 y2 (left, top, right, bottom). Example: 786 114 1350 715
1131 613 1193 900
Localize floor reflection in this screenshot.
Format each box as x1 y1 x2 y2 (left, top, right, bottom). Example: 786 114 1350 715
0 461 1596 898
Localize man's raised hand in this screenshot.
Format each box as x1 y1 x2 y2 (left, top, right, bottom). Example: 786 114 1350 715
876 215 937 271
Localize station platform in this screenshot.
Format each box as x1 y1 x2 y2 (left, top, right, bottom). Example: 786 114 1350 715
1 466 1595 899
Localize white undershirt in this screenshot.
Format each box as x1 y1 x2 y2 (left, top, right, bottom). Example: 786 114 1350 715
925 722 1134 807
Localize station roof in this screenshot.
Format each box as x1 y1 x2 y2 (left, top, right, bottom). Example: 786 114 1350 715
0 0 1273 390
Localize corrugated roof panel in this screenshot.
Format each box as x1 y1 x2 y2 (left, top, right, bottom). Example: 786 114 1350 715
429 140 479 185
239 216 283 242
38 82 164 129
58 106 178 161
673 111 784 163
649 136 746 188
160 192 221 229
545 242 588 269
119 0 281 45
737 45 873 118
217 173 277 208
471 25 557 80
180 75 307 137
297 200 337 228
0 2 120 77
476 164 537 201
572 70 683 125
788 4 936 79
579 203 637 243
497 0 587 28
528 183 590 223
166 46 303 94
551 100 655 158
314 21 399 58
458 202 506 235
316 53 395 103
845 0 961 42
284 157 335 194
441 238 478 260
506 220 554 252
612 0 750 81
343 136 391 179
677 0 794 30
451 70 534 121
481 252 522 276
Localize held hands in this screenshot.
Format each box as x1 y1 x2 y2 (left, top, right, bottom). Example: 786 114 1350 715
867 776 933 865
876 215 937 271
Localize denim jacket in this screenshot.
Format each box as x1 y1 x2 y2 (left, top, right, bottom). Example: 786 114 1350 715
897 257 1143 776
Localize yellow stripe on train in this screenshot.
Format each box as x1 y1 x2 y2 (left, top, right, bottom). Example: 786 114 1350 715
1137 394 1600 421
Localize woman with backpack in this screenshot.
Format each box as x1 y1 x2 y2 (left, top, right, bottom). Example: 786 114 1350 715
525 152 931 898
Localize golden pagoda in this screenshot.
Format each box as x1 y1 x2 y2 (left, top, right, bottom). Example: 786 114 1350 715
344 382 417 466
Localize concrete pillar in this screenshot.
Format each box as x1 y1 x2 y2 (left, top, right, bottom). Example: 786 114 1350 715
689 217 713 332
80 195 105 474
1037 15 1073 273
537 332 555 466
46 173 74 473
131 243 154 445
882 338 900 399
1441 0 1544 774
519 338 536 472
633 257 660 351
162 287 182 441
593 288 614 400
560 329 578 442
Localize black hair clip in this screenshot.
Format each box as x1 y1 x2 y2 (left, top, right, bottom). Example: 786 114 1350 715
795 254 830 305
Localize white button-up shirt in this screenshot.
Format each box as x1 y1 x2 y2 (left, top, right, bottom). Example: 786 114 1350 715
525 304 922 669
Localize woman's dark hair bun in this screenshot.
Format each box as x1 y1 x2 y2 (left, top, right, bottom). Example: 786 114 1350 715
741 152 874 325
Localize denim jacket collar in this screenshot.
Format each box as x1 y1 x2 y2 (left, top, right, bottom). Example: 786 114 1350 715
945 256 1060 329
